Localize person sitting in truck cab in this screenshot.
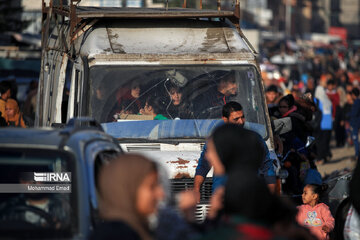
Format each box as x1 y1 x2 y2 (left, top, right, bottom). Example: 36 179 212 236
140 96 168 120
193 71 237 118
108 82 143 120
165 84 193 119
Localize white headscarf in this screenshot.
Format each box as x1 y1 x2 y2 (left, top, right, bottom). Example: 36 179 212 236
315 85 332 115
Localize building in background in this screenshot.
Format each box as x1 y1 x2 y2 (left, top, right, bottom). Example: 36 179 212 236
339 0 360 40
21 0 42 34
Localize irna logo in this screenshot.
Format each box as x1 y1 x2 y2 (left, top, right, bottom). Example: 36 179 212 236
34 172 71 182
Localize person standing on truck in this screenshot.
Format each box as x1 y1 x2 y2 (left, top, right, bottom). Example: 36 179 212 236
193 71 237 118
193 102 276 200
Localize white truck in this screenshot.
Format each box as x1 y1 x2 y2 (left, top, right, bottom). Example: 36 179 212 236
37 0 277 221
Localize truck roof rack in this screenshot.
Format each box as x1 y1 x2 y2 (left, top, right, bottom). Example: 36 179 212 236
54 6 235 19
41 0 240 49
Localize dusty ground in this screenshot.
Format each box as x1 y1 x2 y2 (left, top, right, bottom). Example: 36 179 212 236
317 141 357 177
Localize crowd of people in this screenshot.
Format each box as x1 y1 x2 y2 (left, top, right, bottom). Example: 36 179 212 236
90 121 359 240
92 95 358 239
1 42 359 240
261 44 360 163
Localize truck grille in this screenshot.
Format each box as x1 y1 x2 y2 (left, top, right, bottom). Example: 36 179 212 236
195 204 211 223
170 178 213 222
170 178 212 203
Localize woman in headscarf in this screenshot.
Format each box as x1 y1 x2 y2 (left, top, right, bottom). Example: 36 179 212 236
203 170 316 240
4 98 26 128
90 154 164 240
200 124 315 240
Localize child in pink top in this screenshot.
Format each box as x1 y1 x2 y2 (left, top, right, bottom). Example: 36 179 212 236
297 184 335 240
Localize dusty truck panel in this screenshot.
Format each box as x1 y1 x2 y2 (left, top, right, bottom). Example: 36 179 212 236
79 20 252 56
38 0 276 222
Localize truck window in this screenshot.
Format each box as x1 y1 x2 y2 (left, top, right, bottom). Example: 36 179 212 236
89 65 268 140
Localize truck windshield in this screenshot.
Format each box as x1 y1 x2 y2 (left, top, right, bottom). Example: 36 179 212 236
89 65 268 140
0 149 77 238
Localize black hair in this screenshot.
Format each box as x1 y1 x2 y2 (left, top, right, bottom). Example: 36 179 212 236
146 95 164 114
279 94 295 108
0 81 11 94
307 184 328 197
327 79 335 85
211 124 265 172
130 80 140 89
167 82 181 93
222 101 243 118
352 88 360 97
220 70 236 83
224 170 297 225
266 85 278 93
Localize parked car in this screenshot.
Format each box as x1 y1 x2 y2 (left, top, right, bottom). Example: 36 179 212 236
0 118 123 239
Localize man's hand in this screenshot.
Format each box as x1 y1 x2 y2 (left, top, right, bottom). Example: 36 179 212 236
176 190 198 222
267 183 276 194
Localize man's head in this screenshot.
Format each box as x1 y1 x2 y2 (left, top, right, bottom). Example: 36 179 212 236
0 81 11 101
351 88 360 100
265 85 278 104
326 79 336 91
222 101 245 126
218 71 237 97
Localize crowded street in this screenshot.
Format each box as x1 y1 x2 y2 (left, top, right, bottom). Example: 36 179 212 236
0 0 359 239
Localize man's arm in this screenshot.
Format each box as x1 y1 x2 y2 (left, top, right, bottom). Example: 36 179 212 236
194 175 205 192
193 143 211 202
258 134 278 193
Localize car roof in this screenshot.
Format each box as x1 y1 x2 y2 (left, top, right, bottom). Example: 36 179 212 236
0 128 64 149
0 125 114 150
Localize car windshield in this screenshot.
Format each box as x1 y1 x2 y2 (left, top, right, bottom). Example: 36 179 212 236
0 149 77 238
89 65 268 140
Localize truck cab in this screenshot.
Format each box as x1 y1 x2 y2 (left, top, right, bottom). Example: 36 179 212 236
38 0 275 221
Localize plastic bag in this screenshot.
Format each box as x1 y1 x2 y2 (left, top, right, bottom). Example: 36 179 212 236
344 205 360 240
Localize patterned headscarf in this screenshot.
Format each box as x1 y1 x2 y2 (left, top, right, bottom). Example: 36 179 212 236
5 98 26 128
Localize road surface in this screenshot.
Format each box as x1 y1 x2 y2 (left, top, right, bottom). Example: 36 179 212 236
317 141 357 177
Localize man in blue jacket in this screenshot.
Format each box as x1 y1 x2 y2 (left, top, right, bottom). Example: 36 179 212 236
350 88 360 161
193 102 276 201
